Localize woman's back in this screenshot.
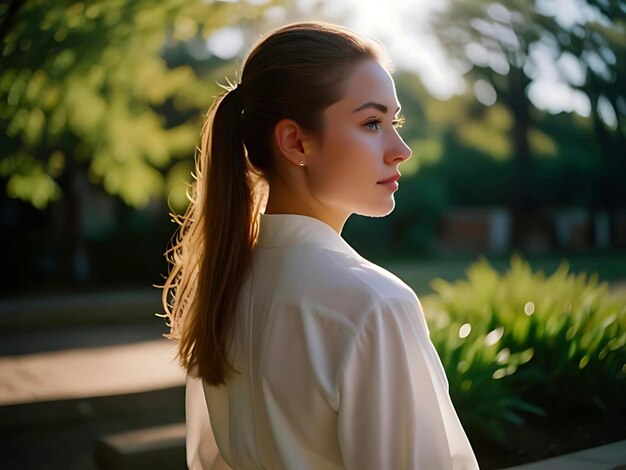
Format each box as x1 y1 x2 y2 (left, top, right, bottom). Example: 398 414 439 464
187 214 478 469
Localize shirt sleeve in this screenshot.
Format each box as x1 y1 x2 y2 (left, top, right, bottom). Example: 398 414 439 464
336 296 479 470
185 373 232 470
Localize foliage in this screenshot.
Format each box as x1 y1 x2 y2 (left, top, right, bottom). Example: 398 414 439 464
343 173 449 257
433 0 625 146
0 0 280 209
430 0 625 249
421 254 626 442
2 0 624 216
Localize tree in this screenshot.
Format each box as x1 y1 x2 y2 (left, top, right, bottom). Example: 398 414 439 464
0 0 283 208
561 0 626 245
0 0 281 281
432 0 625 249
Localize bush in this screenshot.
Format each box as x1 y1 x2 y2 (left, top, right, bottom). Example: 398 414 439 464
420 254 626 442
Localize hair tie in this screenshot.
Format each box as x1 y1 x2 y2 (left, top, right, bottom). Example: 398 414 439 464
228 85 245 111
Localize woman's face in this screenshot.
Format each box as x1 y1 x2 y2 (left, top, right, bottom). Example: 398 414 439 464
306 59 412 219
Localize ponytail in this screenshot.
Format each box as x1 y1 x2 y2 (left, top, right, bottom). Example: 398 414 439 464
160 22 383 387
160 84 262 386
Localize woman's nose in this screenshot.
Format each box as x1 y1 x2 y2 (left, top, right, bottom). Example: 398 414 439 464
386 133 412 164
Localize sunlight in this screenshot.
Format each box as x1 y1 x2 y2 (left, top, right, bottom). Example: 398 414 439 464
0 341 184 405
319 0 464 99
206 26 245 59
312 0 604 115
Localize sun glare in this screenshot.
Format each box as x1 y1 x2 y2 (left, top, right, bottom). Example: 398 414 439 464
319 0 463 100
314 0 601 115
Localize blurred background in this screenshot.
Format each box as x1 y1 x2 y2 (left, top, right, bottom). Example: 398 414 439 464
1 0 625 469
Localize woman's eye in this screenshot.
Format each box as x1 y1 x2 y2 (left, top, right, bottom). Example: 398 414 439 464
364 115 405 131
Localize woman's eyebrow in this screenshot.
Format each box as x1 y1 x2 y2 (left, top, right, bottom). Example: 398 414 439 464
352 102 401 114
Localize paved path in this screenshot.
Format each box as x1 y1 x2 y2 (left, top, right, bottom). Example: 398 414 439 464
0 321 168 356
0 288 161 329
0 315 187 468
0 288 185 406
0 338 184 406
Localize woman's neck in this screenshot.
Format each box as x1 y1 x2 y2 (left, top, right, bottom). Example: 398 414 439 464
264 179 348 234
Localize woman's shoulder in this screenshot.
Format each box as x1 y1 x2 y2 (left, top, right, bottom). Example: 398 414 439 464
345 255 416 303
290 246 418 316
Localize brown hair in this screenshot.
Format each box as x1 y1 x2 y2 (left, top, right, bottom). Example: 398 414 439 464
159 22 386 386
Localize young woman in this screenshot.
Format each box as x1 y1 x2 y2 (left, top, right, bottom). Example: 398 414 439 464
161 21 479 470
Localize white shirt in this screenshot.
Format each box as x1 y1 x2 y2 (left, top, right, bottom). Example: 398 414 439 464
185 213 479 470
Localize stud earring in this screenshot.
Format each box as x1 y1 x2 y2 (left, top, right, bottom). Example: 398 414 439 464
299 161 305 166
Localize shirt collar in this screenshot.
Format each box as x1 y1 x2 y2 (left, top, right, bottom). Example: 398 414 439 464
257 213 361 258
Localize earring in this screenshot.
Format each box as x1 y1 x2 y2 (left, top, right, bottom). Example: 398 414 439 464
299 161 305 166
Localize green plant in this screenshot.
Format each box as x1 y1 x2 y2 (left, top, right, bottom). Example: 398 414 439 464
420 254 626 442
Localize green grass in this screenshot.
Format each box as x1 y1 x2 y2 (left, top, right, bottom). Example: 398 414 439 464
379 252 626 295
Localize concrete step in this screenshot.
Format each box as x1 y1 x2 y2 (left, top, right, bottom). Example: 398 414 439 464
502 439 626 469
0 387 185 469
95 423 186 470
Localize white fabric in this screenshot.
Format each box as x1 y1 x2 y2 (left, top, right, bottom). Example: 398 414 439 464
185 213 479 470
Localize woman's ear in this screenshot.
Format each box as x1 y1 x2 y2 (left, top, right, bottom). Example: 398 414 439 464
273 119 314 167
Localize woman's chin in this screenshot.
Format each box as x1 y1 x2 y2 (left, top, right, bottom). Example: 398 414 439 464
357 198 395 218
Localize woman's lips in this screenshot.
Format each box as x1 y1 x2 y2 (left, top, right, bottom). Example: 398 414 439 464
377 173 400 191
378 173 400 184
